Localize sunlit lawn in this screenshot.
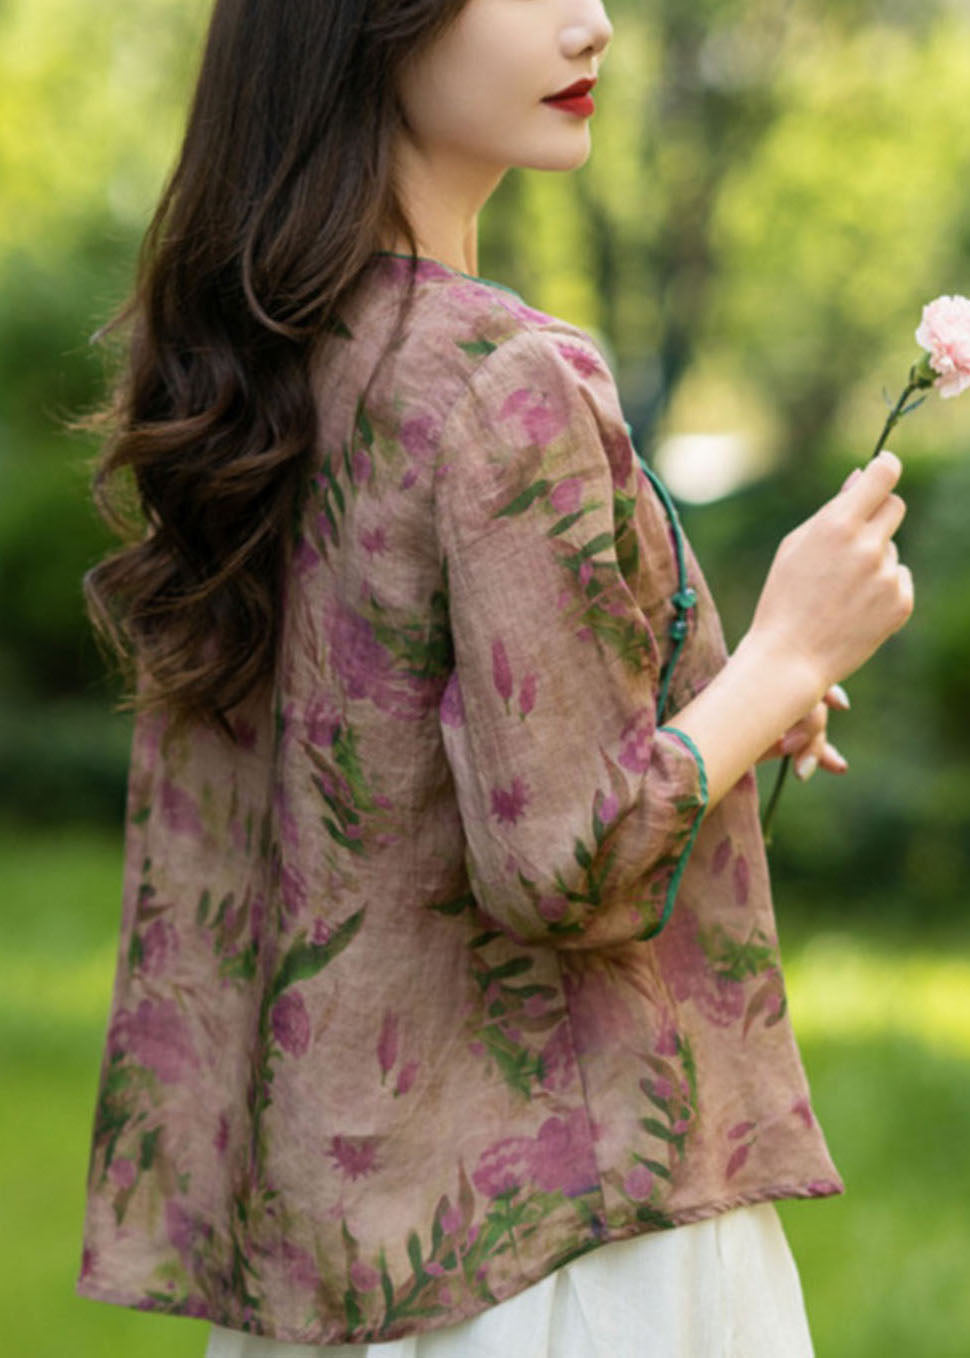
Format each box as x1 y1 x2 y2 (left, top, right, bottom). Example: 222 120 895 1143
3 825 970 1358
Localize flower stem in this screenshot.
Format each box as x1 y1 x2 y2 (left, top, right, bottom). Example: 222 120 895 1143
761 359 932 843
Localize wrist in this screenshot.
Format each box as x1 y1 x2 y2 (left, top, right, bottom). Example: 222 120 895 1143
732 627 828 728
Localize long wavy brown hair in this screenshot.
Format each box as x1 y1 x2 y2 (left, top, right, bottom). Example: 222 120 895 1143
77 0 470 744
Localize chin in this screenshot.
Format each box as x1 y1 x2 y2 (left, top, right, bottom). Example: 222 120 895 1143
516 134 593 174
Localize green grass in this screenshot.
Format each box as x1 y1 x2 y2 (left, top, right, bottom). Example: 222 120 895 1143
3 824 969 1357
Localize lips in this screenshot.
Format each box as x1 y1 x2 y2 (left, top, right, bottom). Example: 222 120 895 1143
544 77 597 102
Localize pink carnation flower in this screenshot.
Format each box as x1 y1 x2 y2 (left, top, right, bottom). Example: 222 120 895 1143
915 295 970 398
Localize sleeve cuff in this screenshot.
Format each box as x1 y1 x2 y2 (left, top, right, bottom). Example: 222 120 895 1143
636 725 709 942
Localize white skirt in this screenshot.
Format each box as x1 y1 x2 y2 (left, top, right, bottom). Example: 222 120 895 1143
205 1202 814 1357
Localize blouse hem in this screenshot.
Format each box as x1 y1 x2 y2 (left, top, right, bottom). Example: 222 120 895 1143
74 1176 843 1348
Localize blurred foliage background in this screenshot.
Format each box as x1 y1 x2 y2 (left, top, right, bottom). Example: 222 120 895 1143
2 0 969 1354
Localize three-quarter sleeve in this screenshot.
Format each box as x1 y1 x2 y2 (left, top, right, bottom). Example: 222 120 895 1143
432 329 708 951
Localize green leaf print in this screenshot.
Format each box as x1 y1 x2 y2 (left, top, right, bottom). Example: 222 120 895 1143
406 1230 425 1280
640 1116 680 1143
355 399 375 448
344 1290 364 1330
573 837 593 870
494 479 551 519
547 509 588 538
428 891 477 917
268 907 366 1002
139 1128 160 1170
458 338 498 358
574 530 616 563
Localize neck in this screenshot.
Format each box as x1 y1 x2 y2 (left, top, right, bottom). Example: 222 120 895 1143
381 137 507 277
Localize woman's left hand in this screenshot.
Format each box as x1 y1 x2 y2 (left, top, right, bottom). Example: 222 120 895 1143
756 684 851 780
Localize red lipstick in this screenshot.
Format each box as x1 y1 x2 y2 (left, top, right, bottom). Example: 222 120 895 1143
542 77 597 118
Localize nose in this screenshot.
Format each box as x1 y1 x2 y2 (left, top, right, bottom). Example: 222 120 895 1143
562 1 613 58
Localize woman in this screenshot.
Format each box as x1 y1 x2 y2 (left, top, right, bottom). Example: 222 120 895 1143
74 0 913 1354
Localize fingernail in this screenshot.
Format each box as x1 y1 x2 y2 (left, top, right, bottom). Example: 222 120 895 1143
794 754 818 782
823 741 849 771
842 467 863 490
780 732 803 754
829 683 851 710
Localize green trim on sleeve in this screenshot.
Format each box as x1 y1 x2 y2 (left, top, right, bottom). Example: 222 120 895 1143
637 725 710 942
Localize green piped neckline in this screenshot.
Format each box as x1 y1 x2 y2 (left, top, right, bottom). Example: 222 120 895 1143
371 251 525 301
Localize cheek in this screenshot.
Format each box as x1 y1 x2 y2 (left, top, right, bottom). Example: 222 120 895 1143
405 30 539 148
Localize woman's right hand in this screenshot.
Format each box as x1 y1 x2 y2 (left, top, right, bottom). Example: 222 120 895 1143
747 449 915 696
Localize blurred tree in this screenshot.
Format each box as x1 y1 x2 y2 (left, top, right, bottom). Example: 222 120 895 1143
1 0 968 904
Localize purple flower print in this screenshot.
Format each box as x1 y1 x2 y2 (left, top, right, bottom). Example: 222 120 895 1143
140 919 179 976
733 854 750 907
311 917 333 945
600 791 620 824
653 905 745 1028
359 525 388 555
165 1198 198 1263
491 638 514 703
159 779 203 836
325 599 439 720
271 990 311 1057
213 1112 230 1155
377 1010 399 1079
439 671 465 728
725 1142 751 1179
791 1098 814 1130
109 1157 136 1190
623 1164 655 1201
400 412 439 462
539 1023 576 1093
654 1008 680 1057
528 1111 598 1198
304 696 341 748
617 708 655 774
351 448 372 486
327 601 391 701
537 894 568 922
728 1120 756 1140
555 342 601 380
562 964 638 1057
109 998 199 1084
440 1202 462 1235
499 387 569 447
712 837 732 875
490 776 529 826
807 1179 842 1196
472 1136 532 1198
233 718 258 750
328 1135 381 1181
394 1060 419 1096
350 1258 381 1292
518 672 537 717
282 1240 320 1291
280 864 308 917
601 425 633 484
293 538 321 575
548 476 583 515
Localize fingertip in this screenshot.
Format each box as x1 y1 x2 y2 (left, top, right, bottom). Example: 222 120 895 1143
841 467 863 492
875 448 902 477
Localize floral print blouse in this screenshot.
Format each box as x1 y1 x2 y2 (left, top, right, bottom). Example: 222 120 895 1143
76 252 844 1345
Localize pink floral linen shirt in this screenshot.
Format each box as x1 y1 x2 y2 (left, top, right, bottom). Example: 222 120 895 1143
76 252 844 1345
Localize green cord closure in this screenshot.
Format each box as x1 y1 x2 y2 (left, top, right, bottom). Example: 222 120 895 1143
624 422 697 725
